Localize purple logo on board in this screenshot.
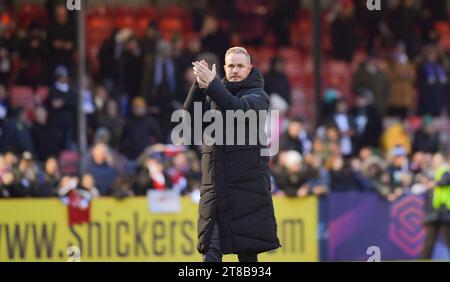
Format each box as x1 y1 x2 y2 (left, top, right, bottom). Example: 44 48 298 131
389 195 425 256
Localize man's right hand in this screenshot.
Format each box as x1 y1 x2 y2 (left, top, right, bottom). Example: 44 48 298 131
194 60 211 89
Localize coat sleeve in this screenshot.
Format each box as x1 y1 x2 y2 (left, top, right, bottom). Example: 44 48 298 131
205 78 269 111
182 82 210 145
183 82 207 113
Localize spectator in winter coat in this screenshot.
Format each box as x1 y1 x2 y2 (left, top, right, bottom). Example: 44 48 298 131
120 96 163 159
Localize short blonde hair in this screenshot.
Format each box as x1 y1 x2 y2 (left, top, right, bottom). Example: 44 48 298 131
225 46 251 64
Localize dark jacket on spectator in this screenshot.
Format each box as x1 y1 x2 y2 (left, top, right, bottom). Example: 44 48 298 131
31 122 61 161
46 84 77 129
330 165 372 192
330 13 357 62
98 31 119 84
85 158 118 196
412 128 440 154
274 166 317 197
47 17 75 70
120 115 163 159
0 117 35 156
279 131 312 156
6 168 36 198
388 3 418 57
122 47 143 97
0 118 16 153
418 61 448 117
352 63 389 115
5 182 31 198
351 104 383 150
33 172 60 197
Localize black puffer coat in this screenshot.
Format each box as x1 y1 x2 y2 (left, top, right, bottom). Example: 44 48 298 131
184 68 281 255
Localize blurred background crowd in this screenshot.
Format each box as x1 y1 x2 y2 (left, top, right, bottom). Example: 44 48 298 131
0 0 450 206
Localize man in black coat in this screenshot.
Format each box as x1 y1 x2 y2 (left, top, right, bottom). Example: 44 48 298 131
185 47 280 262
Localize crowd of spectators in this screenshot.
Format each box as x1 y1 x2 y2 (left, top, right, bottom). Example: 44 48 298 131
0 0 450 204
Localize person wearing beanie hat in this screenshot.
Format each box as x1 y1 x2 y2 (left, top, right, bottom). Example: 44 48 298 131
54 64 68 79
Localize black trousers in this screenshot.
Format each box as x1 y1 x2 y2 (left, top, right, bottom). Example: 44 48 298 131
203 223 258 262
422 222 450 259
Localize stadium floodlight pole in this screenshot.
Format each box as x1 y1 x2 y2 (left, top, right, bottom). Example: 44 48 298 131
76 0 87 174
312 0 322 125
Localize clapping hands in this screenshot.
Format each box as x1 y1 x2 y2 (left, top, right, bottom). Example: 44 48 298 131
192 60 216 89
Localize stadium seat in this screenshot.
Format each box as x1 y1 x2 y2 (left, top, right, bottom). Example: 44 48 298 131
256 47 276 73
161 5 186 19
114 16 137 30
159 17 183 40
161 5 192 34
87 4 113 17
113 5 139 31
17 3 48 28
114 5 137 18
136 6 158 18
0 12 11 27
278 47 301 61
87 16 114 33
59 150 80 175
135 7 158 36
86 17 114 48
324 60 352 98
35 86 49 104
436 21 450 52
289 10 313 50
439 33 450 52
